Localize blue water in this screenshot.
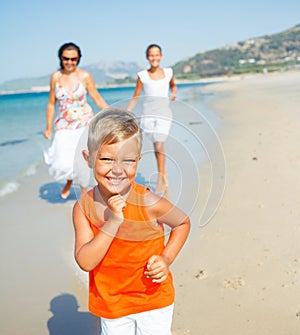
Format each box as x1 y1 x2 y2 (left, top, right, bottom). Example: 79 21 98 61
0 83 219 197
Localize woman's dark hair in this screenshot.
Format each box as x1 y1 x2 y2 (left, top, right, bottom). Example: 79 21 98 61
58 42 82 69
145 44 162 57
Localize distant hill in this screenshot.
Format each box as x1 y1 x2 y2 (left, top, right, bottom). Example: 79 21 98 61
86 61 141 83
173 24 300 78
0 75 51 93
1 24 300 93
0 61 142 93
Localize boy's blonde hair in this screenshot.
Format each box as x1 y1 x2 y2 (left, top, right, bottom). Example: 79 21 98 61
87 107 143 153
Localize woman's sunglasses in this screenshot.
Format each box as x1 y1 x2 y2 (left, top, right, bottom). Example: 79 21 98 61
62 56 78 62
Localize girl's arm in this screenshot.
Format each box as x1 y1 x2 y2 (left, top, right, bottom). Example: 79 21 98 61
126 77 143 111
72 194 125 272
169 76 177 101
43 74 56 139
85 71 108 110
144 192 190 282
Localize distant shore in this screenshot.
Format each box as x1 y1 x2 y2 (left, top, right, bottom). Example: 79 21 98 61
0 78 218 96
2 70 296 96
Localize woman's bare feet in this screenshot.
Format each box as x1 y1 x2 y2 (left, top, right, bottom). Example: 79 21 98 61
61 180 73 199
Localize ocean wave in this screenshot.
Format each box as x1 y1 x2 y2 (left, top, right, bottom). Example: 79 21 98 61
24 164 37 176
0 181 20 197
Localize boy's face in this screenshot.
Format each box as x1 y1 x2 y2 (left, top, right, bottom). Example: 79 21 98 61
147 47 162 67
92 136 140 196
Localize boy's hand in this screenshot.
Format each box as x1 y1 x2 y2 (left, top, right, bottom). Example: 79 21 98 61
107 194 126 223
144 255 170 283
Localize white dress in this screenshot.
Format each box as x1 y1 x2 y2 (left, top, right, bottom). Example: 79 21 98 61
44 79 93 187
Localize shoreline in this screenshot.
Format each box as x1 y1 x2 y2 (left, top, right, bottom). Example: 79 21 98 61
0 79 215 96
2 69 298 96
0 81 219 196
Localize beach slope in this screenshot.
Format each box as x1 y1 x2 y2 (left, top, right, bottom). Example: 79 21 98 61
172 71 300 334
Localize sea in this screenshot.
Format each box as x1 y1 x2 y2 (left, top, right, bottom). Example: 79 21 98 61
0 82 222 198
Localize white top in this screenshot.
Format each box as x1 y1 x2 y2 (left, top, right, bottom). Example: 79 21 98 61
137 68 173 117
138 68 173 97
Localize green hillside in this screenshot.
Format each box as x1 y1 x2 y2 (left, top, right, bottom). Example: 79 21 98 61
173 24 300 79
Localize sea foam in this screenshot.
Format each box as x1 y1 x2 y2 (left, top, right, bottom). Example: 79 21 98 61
0 181 20 197
24 164 37 176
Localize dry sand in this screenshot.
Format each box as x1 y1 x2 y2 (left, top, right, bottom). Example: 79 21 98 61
172 70 300 334
1 70 300 334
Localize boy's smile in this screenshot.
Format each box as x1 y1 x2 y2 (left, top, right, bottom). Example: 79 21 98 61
92 136 140 199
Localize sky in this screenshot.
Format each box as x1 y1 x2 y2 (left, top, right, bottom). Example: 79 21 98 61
1 0 300 83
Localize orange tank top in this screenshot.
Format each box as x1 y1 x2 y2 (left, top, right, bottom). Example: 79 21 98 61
80 182 174 319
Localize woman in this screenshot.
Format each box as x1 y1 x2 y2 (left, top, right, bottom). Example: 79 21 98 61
44 42 108 199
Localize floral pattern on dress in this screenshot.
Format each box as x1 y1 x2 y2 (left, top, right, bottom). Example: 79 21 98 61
54 82 94 130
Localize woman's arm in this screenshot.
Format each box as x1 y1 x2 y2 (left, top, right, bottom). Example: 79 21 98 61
85 71 108 110
43 74 56 139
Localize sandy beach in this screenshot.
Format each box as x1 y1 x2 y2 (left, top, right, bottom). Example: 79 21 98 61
1 70 300 334
172 70 300 334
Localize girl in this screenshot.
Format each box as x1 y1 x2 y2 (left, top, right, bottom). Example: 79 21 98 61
127 44 177 195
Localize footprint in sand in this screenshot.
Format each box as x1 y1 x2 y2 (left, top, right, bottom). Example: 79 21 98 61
223 276 245 289
195 269 207 279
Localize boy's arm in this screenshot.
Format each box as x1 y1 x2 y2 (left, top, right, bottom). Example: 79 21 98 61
72 196 124 272
126 77 143 111
154 196 190 266
144 193 190 282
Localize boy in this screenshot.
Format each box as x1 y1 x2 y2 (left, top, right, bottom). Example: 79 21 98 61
73 107 190 335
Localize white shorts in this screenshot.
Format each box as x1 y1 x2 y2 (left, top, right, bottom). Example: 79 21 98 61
140 116 171 143
100 303 174 335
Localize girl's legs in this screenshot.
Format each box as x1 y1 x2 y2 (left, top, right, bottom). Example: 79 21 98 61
154 141 168 194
